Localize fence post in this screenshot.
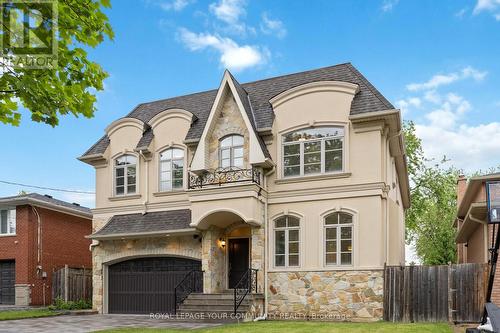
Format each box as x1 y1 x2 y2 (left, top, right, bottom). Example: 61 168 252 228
448 263 453 323
64 264 69 302
83 266 86 301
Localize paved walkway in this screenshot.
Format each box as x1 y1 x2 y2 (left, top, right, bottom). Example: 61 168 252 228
0 314 221 333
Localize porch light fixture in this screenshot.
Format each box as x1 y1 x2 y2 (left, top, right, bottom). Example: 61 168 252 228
219 238 226 248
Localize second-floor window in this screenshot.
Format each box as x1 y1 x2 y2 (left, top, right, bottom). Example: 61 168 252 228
0 209 16 235
159 148 184 191
282 126 344 178
219 135 244 169
115 155 137 196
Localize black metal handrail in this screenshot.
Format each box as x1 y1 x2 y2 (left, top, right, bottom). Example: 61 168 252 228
233 268 258 314
174 270 203 314
188 167 261 189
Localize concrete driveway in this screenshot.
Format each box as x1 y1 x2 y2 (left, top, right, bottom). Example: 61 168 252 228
0 314 221 333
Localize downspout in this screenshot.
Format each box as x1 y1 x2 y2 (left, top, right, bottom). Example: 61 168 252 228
32 206 44 306
254 165 275 321
139 150 149 215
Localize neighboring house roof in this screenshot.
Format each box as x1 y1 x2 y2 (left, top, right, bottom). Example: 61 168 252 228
81 62 394 158
88 209 195 240
0 193 92 219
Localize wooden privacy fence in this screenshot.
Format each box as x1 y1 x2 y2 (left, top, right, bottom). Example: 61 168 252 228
384 263 489 323
52 265 92 302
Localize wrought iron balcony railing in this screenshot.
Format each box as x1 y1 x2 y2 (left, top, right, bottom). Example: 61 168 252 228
188 167 261 189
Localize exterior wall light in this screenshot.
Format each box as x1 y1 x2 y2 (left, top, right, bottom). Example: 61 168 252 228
219 238 226 248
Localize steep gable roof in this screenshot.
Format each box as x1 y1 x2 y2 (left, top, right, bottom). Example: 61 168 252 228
81 63 394 158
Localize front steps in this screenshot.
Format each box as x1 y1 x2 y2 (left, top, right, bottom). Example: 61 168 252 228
177 292 264 322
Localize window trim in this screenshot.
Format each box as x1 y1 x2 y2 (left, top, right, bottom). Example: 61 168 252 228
272 214 302 268
322 211 354 267
279 123 348 180
113 153 138 197
219 134 244 169
0 208 16 236
158 147 185 192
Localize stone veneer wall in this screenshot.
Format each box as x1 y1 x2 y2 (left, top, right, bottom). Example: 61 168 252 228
207 93 249 170
201 226 225 293
92 236 201 313
267 270 383 321
251 225 265 293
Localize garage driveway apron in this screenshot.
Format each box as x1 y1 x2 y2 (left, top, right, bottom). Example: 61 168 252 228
0 314 221 333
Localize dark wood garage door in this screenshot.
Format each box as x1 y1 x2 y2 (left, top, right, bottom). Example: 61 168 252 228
108 257 202 314
0 260 15 305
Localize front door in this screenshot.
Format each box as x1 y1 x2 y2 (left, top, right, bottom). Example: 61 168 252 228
228 238 249 289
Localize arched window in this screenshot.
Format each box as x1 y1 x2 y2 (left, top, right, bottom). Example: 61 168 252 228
159 148 184 191
324 212 353 266
115 155 137 195
282 126 344 177
274 215 300 267
219 135 244 168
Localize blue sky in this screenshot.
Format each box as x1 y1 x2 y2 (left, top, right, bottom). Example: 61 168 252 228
1 0 500 208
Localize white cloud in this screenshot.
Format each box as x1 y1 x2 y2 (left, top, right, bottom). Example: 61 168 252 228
396 97 421 115
161 0 193 11
455 7 468 18
473 0 500 19
178 28 269 71
209 0 246 25
381 0 399 12
260 12 287 38
473 0 500 14
406 66 487 91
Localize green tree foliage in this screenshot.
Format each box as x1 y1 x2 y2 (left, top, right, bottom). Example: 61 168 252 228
404 121 458 264
0 0 113 126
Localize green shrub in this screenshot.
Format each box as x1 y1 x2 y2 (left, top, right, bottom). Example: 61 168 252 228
51 297 92 310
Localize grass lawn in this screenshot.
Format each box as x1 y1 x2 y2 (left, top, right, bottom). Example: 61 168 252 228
0 309 60 321
96 321 453 333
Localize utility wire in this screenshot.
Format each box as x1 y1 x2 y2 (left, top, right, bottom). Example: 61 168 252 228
0 180 95 194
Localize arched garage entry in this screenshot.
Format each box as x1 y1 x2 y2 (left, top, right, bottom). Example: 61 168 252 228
108 256 201 314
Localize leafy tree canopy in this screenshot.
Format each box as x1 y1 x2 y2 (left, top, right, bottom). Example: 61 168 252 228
0 0 113 126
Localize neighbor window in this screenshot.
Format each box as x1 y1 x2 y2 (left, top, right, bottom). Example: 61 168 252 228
115 154 137 195
324 212 353 266
0 209 16 235
220 135 244 169
282 126 344 177
159 148 184 191
274 215 300 267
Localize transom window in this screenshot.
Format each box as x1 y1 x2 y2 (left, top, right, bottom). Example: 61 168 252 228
159 148 184 191
274 215 300 267
220 135 244 169
282 126 344 178
115 155 137 196
324 212 353 266
0 209 16 235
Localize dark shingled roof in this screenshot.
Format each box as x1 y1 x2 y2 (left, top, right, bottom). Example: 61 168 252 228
90 209 192 238
82 63 394 158
0 193 92 216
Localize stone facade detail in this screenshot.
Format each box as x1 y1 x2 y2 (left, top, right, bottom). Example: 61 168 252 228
267 270 384 321
92 235 201 313
251 225 265 292
201 226 225 293
207 94 249 170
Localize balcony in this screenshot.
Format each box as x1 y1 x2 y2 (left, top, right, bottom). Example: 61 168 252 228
188 167 261 189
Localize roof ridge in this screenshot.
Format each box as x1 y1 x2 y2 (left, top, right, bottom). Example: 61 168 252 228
345 63 394 110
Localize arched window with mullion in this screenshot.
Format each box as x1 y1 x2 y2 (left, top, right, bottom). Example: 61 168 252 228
219 135 244 169
159 148 184 191
115 155 137 196
324 212 353 266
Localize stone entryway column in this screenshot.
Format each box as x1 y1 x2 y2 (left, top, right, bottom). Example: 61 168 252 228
251 225 265 293
201 226 225 293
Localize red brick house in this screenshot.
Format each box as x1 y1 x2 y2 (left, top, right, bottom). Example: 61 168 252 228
0 193 92 306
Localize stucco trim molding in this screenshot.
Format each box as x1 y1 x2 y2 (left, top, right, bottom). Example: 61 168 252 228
148 108 194 130
269 81 360 108
105 117 144 137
